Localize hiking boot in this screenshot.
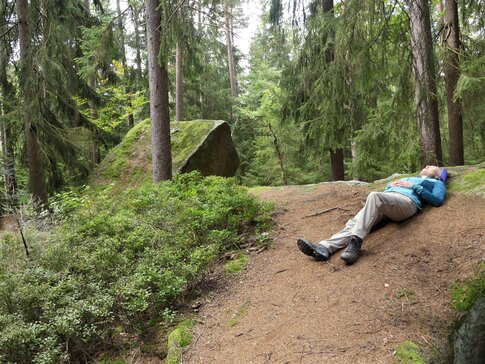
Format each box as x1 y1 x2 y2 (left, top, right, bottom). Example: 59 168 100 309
340 235 363 265
297 239 330 261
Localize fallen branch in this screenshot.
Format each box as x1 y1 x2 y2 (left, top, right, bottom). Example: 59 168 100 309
302 206 349 219
16 217 29 257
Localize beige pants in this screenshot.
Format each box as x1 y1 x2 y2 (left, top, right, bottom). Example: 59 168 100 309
319 192 418 253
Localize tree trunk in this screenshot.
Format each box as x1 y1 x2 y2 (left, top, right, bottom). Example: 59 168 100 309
0 118 17 210
84 0 101 167
175 43 184 121
407 0 443 166
0 5 17 210
131 4 144 84
17 0 48 210
224 2 237 121
146 0 172 182
175 0 185 122
351 140 358 180
444 0 464 165
330 148 345 181
267 122 288 185
116 0 135 128
322 0 343 180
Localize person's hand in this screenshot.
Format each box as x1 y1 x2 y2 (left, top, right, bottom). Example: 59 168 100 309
390 180 413 188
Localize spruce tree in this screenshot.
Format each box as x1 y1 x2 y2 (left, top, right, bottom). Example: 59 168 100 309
146 0 172 182
407 0 443 165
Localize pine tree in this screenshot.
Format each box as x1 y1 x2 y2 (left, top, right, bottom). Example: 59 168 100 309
16 0 48 210
0 0 17 210
407 0 443 165
175 0 185 122
443 0 464 165
225 0 238 122
146 0 172 182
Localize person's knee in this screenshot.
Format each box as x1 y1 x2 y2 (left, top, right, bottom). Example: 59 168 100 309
366 191 384 207
367 191 381 202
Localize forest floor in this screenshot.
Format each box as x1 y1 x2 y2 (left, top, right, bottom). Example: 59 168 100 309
184 182 485 364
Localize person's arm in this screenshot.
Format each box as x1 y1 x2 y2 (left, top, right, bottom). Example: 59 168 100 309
411 180 446 207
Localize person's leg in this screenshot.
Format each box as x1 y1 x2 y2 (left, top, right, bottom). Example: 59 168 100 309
349 192 417 239
340 192 417 264
319 192 417 253
318 220 357 253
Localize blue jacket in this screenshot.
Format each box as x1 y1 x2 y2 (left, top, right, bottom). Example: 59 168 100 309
385 177 447 210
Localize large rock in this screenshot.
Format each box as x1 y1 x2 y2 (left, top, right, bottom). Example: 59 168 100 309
453 295 485 364
93 119 239 189
179 121 238 177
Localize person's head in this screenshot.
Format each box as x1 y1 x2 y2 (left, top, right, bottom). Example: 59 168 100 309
419 165 440 179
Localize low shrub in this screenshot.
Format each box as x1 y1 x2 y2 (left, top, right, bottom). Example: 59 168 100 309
0 172 271 363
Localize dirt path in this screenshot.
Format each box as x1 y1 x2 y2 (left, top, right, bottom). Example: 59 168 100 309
184 183 485 363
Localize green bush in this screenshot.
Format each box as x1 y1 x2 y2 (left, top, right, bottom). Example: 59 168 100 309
0 172 271 362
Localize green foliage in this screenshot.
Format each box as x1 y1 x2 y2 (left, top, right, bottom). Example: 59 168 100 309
77 16 118 82
225 253 248 274
452 265 485 312
394 341 425 364
235 22 329 186
165 320 195 364
0 172 271 362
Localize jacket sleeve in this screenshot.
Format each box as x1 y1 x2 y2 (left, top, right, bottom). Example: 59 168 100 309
411 180 446 207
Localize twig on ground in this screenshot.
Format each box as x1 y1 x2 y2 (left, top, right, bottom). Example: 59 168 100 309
302 206 349 219
431 282 446 295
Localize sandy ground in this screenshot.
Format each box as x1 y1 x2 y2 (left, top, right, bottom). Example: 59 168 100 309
184 183 485 364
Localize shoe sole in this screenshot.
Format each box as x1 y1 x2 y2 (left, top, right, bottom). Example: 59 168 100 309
340 253 358 265
297 239 328 261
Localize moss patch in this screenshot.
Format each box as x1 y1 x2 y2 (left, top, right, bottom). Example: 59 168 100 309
225 253 248 274
227 301 250 328
171 120 215 172
452 264 485 311
447 166 485 196
166 320 195 364
394 341 425 364
94 119 151 185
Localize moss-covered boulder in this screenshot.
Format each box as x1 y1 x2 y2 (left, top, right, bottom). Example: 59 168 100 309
454 296 485 364
93 119 239 189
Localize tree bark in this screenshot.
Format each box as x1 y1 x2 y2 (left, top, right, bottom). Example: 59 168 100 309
444 0 464 165
116 0 135 128
224 2 237 121
0 4 17 209
267 122 288 185
407 0 443 166
84 1 101 167
146 0 172 182
131 4 144 84
330 148 345 181
175 0 185 122
321 0 344 180
175 43 184 121
17 0 48 210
